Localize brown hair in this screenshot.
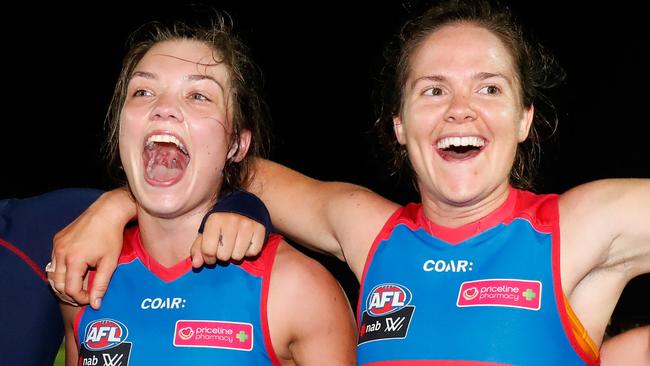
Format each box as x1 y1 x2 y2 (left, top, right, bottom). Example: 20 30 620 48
375 0 564 189
105 13 269 193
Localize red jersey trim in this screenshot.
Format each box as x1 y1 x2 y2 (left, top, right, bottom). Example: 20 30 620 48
123 227 192 283
551 196 600 366
240 233 282 277
258 235 283 366
357 205 406 323
416 187 518 244
0 238 47 283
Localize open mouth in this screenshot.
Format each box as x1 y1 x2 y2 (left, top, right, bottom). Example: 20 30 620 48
142 133 190 185
436 136 485 161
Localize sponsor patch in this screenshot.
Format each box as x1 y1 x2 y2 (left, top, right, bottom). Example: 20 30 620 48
173 320 253 351
358 283 415 344
80 319 131 365
457 278 541 310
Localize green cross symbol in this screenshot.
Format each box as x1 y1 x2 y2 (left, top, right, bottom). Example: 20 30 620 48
236 330 249 342
522 288 537 301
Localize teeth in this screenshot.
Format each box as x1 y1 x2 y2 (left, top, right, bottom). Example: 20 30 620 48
436 136 485 149
146 134 189 155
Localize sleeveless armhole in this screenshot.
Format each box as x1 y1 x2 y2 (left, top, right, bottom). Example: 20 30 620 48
240 233 283 366
546 195 600 365
356 205 406 323
565 294 600 362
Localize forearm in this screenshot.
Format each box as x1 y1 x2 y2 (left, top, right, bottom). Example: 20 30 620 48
248 159 365 259
93 187 137 227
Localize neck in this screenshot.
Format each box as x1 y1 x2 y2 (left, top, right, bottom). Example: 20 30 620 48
137 206 207 267
420 182 511 228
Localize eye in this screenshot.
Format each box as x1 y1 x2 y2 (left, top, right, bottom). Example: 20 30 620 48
423 86 444 96
478 85 501 95
133 89 153 97
189 92 211 102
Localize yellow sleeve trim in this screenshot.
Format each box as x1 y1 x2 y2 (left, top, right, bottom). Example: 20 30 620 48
565 294 600 361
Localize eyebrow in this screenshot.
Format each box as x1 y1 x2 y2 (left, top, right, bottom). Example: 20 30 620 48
186 74 225 93
410 72 511 90
130 71 225 93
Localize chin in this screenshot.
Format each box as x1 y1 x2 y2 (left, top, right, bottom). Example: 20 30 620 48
431 178 484 206
135 189 188 218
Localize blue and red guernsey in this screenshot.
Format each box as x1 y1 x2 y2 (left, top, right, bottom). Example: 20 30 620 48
75 227 282 365
357 187 599 366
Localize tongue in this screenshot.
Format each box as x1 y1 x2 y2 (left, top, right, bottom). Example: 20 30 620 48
440 146 481 160
144 142 189 182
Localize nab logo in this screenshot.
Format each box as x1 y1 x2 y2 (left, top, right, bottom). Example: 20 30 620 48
366 283 412 316
83 319 129 351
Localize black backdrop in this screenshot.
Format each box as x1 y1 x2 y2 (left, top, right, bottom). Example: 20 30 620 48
2 1 648 333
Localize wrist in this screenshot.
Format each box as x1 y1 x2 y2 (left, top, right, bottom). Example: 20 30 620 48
100 188 136 225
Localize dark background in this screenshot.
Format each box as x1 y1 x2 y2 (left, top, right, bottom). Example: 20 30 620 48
1 1 647 333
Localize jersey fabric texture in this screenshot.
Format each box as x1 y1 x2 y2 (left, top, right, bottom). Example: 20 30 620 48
357 187 599 366
0 189 101 366
75 227 282 365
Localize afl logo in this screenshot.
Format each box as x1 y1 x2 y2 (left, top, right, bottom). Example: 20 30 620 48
83 319 129 351
366 283 412 316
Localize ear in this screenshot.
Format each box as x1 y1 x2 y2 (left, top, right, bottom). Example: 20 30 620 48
227 129 252 162
517 105 534 142
393 115 407 145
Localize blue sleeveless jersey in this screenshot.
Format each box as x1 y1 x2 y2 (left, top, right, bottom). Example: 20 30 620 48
75 227 282 365
357 188 598 366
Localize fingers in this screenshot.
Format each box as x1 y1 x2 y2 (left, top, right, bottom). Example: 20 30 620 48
89 258 117 310
233 222 265 260
245 223 266 257
195 213 266 265
200 222 221 265
64 257 91 305
190 235 206 268
216 223 237 262
45 260 78 306
49 217 92 306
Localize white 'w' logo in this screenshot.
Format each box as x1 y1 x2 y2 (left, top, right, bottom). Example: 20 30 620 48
102 354 124 366
385 317 405 332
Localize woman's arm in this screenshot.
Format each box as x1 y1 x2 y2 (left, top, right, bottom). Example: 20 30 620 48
50 188 136 309
52 188 274 307
229 159 398 276
560 179 650 345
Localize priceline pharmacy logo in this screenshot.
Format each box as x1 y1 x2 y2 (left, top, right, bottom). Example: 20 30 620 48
457 279 541 310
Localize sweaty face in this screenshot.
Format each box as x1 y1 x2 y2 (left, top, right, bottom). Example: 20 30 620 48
119 39 250 219
394 23 533 210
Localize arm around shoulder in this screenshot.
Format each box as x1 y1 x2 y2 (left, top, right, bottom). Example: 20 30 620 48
250 159 399 276
51 187 136 307
267 241 357 365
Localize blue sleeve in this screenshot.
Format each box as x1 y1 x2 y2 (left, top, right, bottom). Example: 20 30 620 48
0 188 102 366
1 188 103 268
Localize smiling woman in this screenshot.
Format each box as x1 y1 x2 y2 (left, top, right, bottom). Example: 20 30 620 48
57 15 356 366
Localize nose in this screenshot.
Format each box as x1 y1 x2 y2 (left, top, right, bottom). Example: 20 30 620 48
150 92 183 123
444 93 477 123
